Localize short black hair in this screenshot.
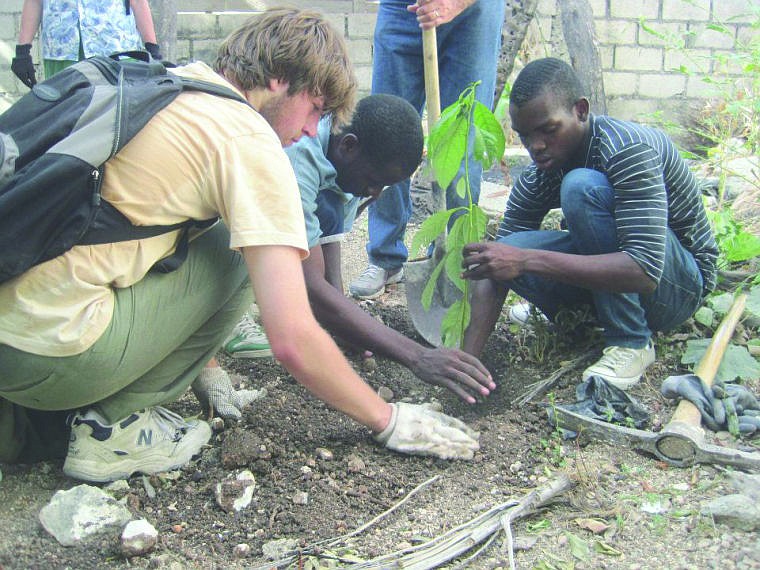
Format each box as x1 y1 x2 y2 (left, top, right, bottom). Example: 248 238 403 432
510 57 584 109
341 94 424 178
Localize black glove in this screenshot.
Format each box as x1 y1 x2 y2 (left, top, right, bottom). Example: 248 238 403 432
11 44 36 88
144 42 163 60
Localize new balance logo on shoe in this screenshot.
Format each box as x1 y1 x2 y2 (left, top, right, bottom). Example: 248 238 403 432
137 429 153 446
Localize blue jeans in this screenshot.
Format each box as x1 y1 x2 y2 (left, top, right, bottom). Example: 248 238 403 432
367 0 505 269
500 169 704 348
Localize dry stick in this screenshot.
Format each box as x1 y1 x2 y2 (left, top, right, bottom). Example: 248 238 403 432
515 350 596 406
500 474 576 570
347 473 575 570
251 475 441 570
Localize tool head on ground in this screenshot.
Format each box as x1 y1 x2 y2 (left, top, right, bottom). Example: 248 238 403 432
404 26 455 347
550 294 759 470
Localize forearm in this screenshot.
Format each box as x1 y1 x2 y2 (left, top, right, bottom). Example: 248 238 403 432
129 0 158 44
525 249 656 293
245 245 391 433
308 276 422 367
18 0 42 44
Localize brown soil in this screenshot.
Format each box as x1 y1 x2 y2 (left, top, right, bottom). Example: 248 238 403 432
1 209 758 570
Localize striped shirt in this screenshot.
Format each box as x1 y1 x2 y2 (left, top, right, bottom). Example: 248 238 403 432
498 114 718 294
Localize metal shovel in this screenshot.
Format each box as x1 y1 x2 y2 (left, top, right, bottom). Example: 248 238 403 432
404 27 462 347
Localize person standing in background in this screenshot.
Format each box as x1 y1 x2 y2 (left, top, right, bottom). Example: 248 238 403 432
349 0 505 299
12 0 161 88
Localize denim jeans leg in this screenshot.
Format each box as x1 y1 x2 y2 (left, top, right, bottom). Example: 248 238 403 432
560 168 651 348
641 229 704 331
367 0 504 269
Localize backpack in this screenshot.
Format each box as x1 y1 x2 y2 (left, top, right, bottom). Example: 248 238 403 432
0 53 249 284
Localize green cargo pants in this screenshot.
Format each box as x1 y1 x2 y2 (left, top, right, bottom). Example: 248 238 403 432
0 223 251 462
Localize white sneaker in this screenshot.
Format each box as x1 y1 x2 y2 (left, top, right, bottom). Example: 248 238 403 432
63 407 211 482
582 341 656 390
348 264 404 300
224 312 272 358
508 302 549 327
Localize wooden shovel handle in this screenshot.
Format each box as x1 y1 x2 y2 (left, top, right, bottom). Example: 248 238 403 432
422 27 441 129
669 293 747 426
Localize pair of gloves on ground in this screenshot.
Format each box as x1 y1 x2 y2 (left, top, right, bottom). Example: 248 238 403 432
11 42 163 88
661 373 760 435
192 367 479 460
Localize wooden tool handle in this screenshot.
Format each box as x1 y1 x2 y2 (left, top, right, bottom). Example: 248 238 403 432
669 293 747 427
422 27 441 129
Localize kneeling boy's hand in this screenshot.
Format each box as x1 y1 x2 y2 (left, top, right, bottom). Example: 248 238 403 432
373 402 479 460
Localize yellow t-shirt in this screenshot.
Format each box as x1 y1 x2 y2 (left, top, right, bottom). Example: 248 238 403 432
0 62 308 357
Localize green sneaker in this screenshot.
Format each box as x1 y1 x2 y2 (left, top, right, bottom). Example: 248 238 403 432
63 407 211 482
224 313 273 358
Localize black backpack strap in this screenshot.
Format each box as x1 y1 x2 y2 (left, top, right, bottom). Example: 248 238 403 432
179 78 251 107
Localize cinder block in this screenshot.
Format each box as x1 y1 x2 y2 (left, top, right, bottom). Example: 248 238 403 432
190 38 220 65
610 0 658 20
0 0 25 13
662 0 709 22
323 14 346 35
588 0 607 17
594 19 637 45
714 0 757 24
177 0 222 12
685 75 720 98
347 13 376 38
603 71 638 96
178 13 219 39
637 21 687 47
606 96 662 124
346 38 372 65
536 0 557 17
0 14 16 40
296 0 354 14
638 72 686 97
614 46 663 71
599 45 614 68
218 12 255 35
663 48 711 74
355 64 372 93
691 23 736 50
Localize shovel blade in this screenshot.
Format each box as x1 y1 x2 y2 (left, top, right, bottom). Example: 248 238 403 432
404 257 462 347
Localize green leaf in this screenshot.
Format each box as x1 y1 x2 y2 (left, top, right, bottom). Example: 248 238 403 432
693 306 714 328
429 109 468 189
565 531 590 561
708 292 735 316
681 339 760 382
724 232 760 262
420 255 447 311
747 286 760 318
593 540 623 556
441 297 470 347
472 101 506 170
409 209 454 258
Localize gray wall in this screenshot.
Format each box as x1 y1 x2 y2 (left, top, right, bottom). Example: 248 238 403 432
1 0 756 125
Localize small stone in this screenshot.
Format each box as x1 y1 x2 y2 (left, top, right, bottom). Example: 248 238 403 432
347 454 366 473
300 466 313 480
316 447 334 461
215 470 256 513
292 491 309 505
233 543 251 558
211 417 225 431
377 386 394 401
121 519 158 557
362 357 377 372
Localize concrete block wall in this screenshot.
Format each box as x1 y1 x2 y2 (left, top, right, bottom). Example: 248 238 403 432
1 0 756 126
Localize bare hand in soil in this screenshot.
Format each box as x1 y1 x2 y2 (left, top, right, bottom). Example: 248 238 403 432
374 402 480 459
410 347 495 403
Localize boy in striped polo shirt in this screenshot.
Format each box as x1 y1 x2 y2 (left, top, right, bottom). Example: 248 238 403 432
461 57 717 390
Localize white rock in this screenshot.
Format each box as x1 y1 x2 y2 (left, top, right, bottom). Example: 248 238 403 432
121 519 158 557
292 491 309 505
215 470 256 513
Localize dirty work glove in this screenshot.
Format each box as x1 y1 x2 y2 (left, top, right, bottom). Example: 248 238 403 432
192 367 266 421
11 44 36 88
373 402 480 460
661 374 760 435
144 42 163 60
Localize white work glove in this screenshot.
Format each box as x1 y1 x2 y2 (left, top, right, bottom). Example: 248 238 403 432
192 367 266 421
374 402 480 460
